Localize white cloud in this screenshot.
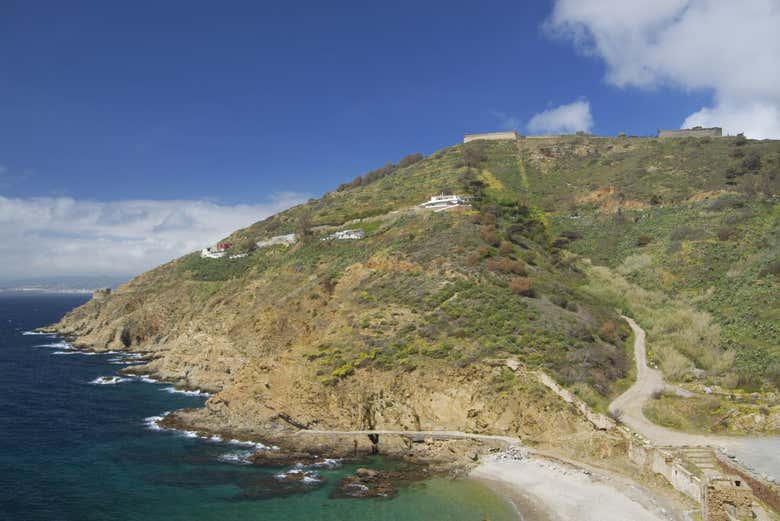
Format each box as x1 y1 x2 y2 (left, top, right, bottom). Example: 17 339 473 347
489 110 522 131
0 192 307 281
545 0 780 138
527 100 593 134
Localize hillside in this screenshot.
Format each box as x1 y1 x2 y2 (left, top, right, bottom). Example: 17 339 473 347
49 134 780 449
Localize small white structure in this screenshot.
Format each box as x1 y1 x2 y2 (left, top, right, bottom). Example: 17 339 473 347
419 194 470 212
228 253 248 259
256 233 297 248
322 229 365 241
200 248 225 259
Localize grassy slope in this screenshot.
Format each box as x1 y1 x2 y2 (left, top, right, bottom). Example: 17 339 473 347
536 135 780 390
71 135 779 412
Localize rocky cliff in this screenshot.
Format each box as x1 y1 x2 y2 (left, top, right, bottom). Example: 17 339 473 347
49 135 780 452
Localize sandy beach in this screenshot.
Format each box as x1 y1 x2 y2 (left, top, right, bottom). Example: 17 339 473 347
471 448 685 521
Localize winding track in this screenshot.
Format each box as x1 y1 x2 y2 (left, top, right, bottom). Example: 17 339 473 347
611 317 780 474
609 316 717 447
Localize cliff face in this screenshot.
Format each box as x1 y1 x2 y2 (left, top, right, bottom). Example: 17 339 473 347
51 135 780 447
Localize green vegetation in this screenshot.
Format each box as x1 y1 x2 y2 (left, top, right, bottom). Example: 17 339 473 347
643 392 779 435
105 134 780 399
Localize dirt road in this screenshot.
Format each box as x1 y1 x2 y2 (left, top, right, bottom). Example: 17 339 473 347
610 317 780 475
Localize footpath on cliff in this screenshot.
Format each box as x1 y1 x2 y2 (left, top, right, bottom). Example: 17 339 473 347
610 317 780 479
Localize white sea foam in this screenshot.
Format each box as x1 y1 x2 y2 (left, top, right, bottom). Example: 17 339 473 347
161 386 211 397
23 330 54 336
143 413 168 431
274 468 323 484
53 350 98 356
90 376 131 385
142 411 276 453
227 438 275 450
38 341 71 349
297 458 342 469
218 450 254 465
136 375 160 384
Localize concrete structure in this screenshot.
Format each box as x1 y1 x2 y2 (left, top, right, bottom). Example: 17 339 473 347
200 242 233 259
463 131 519 143
628 441 773 520
704 476 753 521
256 233 297 249
419 194 470 212
322 229 365 241
658 126 723 138
200 248 225 259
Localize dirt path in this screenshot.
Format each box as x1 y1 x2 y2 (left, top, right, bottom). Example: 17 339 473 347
610 317 780 476
609 316 725 447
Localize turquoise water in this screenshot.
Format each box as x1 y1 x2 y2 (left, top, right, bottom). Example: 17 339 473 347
0 293 517 521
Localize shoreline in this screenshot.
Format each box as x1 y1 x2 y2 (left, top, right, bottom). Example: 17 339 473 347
470 449 685 521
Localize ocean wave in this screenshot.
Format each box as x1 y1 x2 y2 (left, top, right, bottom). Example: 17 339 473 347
161 386 211 397
275 469 323 484
297 458 342 470
53 350 99 356
143 412 276 455
143 413 168 431
218 450 255 465
23 330 54 336
90 376 131 385
37 341 72 349
135 375 160 384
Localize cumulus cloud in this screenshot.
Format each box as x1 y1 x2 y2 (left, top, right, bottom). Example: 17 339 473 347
527 100 593 134
0 192 307 281
545 0 780 138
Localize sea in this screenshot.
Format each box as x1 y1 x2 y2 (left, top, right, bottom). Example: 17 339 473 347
0 293 517 521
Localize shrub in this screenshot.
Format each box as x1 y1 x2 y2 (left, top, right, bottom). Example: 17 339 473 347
509 277 535 297
398 153 423 168
741 152 762 171
636 234 652 246
717 227 736 241
760 259 780 277
331 363 355 379
607 408 623 423
598 321 620 345
499 240 514 255
461 141 487 167
487 257 526 275
480 227 501 247
734 133 748 146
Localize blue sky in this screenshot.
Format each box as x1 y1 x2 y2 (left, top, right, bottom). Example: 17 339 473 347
1 0 777 280
1 0 714 202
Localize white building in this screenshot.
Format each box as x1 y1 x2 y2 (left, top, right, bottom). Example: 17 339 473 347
200 248 225 259
322 229 365 241
419 194 470 212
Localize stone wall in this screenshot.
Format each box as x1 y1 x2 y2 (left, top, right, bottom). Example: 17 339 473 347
535 371 615 430
717 454 780 514
703 476 753 521
628 440 704 502
657 127 723 138
463 131 518 143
